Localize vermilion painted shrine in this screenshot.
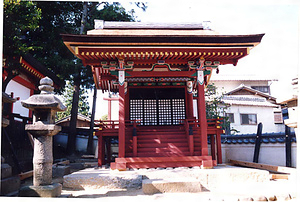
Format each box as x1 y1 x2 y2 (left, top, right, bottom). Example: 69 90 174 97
62 21 264 170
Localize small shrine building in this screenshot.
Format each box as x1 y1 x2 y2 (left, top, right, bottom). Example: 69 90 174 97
62 21 264 170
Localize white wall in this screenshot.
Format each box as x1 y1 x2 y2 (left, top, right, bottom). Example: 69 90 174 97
5 79 31 118
227 105 285 134
221 143 297 167
211 80 269 95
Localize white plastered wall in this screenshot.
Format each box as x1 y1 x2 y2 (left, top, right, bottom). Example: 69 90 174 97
5 79 31 118
221 143 297 167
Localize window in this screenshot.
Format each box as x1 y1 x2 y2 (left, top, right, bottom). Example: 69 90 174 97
251 86 270 94
240 114 257 125
274 111 283 124
226 113 234 123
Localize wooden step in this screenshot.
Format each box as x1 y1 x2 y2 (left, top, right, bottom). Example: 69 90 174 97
135 152 190 157
112 156 215 169
137 138 187 143
137 142 188 148
138 146 189 153
137 131 186 135
137 135 187 142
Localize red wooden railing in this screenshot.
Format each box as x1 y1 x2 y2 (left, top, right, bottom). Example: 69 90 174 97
181 119 195 156
180 118 223 163
95 118 223 166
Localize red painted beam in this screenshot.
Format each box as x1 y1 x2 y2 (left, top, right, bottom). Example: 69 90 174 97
126 71 196 78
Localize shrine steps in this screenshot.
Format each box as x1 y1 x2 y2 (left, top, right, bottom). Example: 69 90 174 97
111 156 216 170
134 126 190 157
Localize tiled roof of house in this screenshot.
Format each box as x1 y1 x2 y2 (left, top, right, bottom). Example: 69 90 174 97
222 95 279 107
226 84 276 99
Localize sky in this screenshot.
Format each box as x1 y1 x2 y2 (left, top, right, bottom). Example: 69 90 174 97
89 0 300 119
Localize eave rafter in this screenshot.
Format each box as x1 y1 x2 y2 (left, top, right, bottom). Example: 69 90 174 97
76 47 248 67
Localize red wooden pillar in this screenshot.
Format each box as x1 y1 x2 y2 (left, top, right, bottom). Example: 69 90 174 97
216 131 222 164
105 137 112 163
118 61 126 158
107 99 112 120
197 81 208 156
97 132 105 166
210 135 216 160
186 81 194 119
119 83 125 158
133 121 138 157
125 83 130 120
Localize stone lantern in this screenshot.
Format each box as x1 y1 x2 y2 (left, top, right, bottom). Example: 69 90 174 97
19 77 66 197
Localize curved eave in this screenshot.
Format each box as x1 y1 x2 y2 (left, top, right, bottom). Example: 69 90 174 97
61 33 264 55
61 33 264 45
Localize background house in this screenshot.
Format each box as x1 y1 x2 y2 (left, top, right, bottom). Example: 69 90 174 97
209 75 284 134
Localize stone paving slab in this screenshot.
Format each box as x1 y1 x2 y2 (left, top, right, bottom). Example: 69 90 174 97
61 165 297 200
142 178 202 194
63 165 270 191
63 168 142 189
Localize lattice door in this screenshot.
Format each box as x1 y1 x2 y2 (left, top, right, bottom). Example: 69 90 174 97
144 99 157 125
129 88 186 126
130 98 185 126
158 99 172 125
130 99 143 124
172 99 185 124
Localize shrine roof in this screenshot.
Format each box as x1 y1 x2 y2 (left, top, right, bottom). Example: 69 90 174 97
61 21 264 92
62 33 264 47
62 21 263 47
92 21 209 30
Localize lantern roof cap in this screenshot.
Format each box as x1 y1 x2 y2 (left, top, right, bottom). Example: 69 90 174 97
21 77 66 111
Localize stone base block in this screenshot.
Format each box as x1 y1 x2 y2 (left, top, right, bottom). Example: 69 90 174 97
52 165 70 178
142 178 202 195
1 163 12 179
18 183 62 197
0 175 20 195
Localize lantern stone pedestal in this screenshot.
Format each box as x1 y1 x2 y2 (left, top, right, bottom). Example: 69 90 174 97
18 77 66 197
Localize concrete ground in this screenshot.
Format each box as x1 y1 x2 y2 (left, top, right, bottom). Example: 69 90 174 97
60 165 298 201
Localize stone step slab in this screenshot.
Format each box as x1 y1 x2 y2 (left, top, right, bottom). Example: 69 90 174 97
52 165 71 178
142 178 202 195
0 175 20 196
63 168 142 190
1 163 12 179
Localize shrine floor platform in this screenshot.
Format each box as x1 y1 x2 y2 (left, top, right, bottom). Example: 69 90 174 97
62 164 297 200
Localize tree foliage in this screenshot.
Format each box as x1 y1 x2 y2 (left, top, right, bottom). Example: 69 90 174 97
56 81 90 121
3 0 42 91
205 83 230 132
3 1 145 154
